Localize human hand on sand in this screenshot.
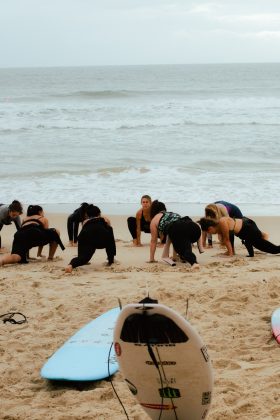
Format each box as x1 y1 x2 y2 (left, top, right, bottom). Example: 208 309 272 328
65 265 73 274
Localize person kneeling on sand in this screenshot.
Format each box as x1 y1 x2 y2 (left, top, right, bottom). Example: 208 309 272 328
198 216 278 257
65 205 116 273
0 205 64 266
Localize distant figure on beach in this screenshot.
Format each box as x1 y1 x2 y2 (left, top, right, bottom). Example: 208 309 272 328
0 205 65 266
198 216 279 257
127 195 152 246
203 201 243 248
67 203 89 246
148 200 202 269
0 200 23 252
65 205 116 273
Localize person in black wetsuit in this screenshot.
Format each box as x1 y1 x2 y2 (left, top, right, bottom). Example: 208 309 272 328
67 203 89 246
0 205 65 266
198 216 280 257
65 205 116 273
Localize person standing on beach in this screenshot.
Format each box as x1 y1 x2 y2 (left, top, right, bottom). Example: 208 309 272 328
198 216 279 257
127 195 152 246
148 200 201 269
0 205 64 266
65 205 116 273
67 202 89 246
0 200 23 252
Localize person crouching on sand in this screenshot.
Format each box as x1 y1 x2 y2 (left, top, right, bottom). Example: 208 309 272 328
127 195 152 246
0 205 64 266
0 200 23 252
65 205 116 273
198 216 279 257
148 200 202 269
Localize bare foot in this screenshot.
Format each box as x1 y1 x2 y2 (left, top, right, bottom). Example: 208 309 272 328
68 241 78 247
65 265 73 273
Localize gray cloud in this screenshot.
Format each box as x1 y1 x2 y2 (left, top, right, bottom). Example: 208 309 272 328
1 0 280 67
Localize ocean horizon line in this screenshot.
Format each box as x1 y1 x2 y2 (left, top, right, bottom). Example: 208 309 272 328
40 202 280 217
1 61 280 71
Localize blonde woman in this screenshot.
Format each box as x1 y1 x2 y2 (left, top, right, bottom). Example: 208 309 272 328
203 201 243 248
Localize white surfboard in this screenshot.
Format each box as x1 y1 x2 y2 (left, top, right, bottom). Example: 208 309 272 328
114 300 213 419
41 307 119 381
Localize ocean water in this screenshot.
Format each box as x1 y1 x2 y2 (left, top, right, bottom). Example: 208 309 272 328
0 63 280 214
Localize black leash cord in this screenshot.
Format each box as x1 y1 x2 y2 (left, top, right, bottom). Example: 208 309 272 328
108 341 130 420
0 312 27 324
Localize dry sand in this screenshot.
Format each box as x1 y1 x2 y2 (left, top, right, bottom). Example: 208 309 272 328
1 213 280 419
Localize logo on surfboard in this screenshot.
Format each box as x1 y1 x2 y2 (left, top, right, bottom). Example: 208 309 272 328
159 387 181 398
141 402 177 410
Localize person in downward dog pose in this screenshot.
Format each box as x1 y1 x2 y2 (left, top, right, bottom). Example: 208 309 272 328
203 201 243 248
198 216 279 257
148 200 203 269
65 205 116 273
0 205 64 266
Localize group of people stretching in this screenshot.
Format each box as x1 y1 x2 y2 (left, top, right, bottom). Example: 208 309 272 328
0 197 280 271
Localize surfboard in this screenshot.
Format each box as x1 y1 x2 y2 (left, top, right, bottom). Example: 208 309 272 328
41 307 119 381
271 308 280 344
114 300 214 419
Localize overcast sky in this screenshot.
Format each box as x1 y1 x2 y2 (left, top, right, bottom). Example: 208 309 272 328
1 0 280 68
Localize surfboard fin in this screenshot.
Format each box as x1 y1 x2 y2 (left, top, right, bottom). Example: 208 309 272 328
139 296 158 304
117 298 122 310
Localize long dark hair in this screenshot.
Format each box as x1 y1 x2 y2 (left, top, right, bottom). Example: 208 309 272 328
27 205 43 216
9 200 23 214
150 200 166 219
86 205 101 218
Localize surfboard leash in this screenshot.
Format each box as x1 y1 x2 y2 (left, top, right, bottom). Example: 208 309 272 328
107 341 130 420
142 309 179 420
0 312 27 325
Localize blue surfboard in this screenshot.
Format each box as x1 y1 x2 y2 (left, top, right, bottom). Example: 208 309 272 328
41 307 120 381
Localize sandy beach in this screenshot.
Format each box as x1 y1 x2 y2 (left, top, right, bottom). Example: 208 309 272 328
1 212 280 419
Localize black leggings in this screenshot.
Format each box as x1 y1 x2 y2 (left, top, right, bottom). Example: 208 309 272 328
70 222 116 268
0 223 3 248
237 218 280 257
168 219 201 266
127 216 150 239
12 226 65 263
67 214 80 243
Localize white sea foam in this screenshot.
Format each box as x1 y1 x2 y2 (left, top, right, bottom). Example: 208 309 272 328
0 64 280 213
